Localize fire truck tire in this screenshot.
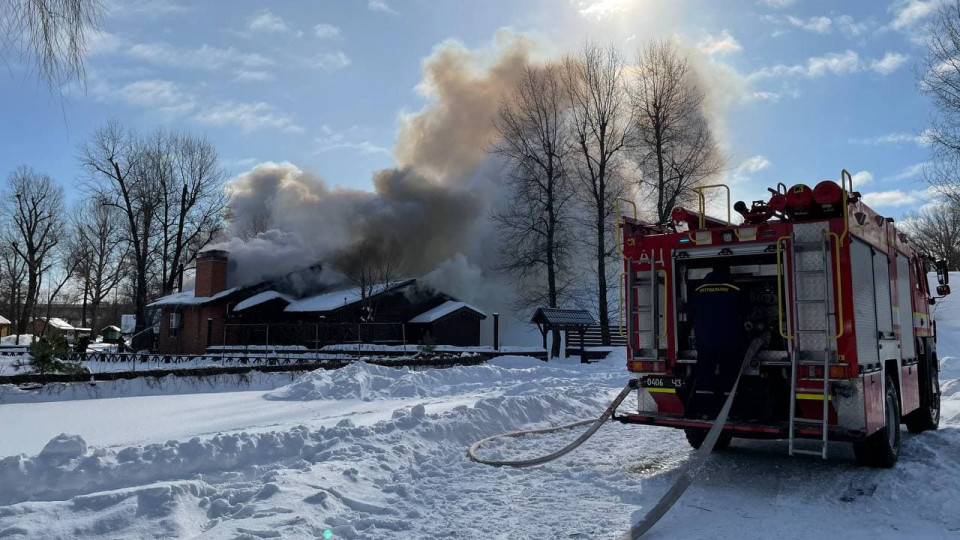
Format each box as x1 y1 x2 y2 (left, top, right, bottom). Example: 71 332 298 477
905 379 941 433
684 429 732 451
905 352 941 433
853 376 900 468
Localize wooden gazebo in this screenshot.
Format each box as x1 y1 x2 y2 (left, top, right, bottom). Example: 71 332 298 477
530 307 598 363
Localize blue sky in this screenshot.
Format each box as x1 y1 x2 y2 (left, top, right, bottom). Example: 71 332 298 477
0 0 942 219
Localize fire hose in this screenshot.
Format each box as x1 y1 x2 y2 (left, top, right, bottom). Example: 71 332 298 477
468 337 764 538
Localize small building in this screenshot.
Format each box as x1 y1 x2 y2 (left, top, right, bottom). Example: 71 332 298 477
149 250 487 354
100 325 122 342
0 315 9 338
407 301 487 346
31 317 75 339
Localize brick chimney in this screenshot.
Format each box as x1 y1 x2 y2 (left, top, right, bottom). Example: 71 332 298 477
195 250 228 298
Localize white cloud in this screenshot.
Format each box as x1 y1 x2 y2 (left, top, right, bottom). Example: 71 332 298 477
848 129 933 146
752 50 909 79
861 189 923 207
753 50 860 78
368 0 398 14
787 15 833 34
890 0 941 31
697 30 742 55
805 50 861 76
314 23 342 39
870 52 909 74
835 15 869 37
756 0 795 7
128 42 273 71
233 70 275 83
315 125 389 155
573 0 635 20
746 91 781 102
247 9 292 33
316 51 351 71
883 162 928 181
86 31 123 56
726 155 772 185
94 79 196 116
102 0 187 18
739 155 772 174
850 170 873 187
195 102 303 134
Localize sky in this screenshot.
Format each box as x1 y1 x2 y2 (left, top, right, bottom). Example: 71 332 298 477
0 0 943 221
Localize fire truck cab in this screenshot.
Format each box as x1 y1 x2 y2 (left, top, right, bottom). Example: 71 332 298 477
613 171 948 468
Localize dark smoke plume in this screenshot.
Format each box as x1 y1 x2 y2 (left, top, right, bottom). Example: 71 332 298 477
219 31 536 289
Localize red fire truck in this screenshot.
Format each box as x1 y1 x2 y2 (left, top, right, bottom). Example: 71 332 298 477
613 171 949 467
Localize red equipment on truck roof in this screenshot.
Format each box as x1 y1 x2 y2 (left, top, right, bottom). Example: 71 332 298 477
613 170 950 467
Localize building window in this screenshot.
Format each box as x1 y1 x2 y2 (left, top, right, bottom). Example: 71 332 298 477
169 312 181 338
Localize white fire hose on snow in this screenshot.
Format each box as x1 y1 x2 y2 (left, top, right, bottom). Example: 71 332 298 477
468 337 764 539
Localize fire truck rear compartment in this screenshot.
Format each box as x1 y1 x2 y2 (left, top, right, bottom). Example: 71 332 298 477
673 253 794 426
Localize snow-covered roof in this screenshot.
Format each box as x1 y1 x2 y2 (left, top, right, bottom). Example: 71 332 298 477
235 290 294 311
36 317 75 330
0 315 9 325
409 301 486 323
285 279 414 313
147 286 241 308
101 325 121 332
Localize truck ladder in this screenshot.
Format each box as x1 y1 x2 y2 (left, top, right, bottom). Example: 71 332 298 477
787 228 835 459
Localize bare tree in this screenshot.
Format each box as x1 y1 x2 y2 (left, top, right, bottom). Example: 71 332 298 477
902 204 960 270
0 241 26 334
80 121 157 348
0 0 105 88
148 130 228 295
74 198 127 332
39 230 83 338
921 1 960 201
563 43 632 345
1 166 66 334
336 246 402 317
492 63 575 357
631 40 724 224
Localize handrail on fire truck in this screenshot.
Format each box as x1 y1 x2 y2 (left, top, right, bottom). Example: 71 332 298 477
840 169 853 243
826 231 845 339
616 197 638 339
775 236 794 340
615 197 638 257
691 184 732 228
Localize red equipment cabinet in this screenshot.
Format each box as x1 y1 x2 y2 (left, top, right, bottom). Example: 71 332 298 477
613 172 948 467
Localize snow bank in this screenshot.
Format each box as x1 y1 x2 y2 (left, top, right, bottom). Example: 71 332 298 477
0 385 615 506
0 371 302 405
264 354 623 402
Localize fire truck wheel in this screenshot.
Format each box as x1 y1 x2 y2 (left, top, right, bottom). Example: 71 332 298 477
905 375 941 433
905 352 941 434
684 429 732 451
852 376 901 468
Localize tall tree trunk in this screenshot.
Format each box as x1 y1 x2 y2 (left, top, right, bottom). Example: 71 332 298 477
596 212 610 345
80 276 89 327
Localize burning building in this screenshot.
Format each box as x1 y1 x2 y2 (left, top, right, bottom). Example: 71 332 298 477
148 250 487 354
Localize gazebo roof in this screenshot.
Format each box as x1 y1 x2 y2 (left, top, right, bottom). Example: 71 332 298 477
530 308 597 328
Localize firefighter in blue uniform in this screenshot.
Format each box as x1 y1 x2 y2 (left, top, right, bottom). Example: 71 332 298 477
686 267 745 418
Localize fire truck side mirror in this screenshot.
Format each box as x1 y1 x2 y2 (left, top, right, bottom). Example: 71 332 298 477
937 284 951 297
936 260 950 285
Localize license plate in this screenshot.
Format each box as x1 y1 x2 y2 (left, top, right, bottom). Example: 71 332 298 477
642 376 685 390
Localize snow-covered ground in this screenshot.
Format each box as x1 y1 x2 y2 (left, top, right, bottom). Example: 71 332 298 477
1 275 960 539
0 351 957 539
